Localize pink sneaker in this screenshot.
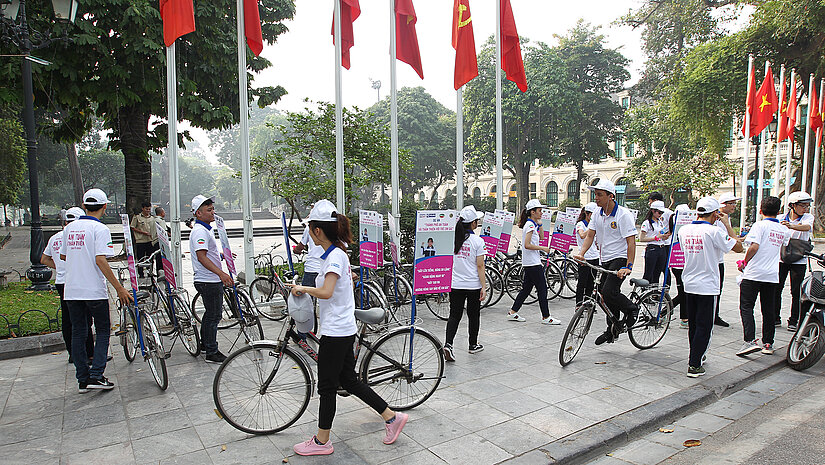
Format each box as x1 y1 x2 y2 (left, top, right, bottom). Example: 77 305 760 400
383 412 409 444
293 436 333 456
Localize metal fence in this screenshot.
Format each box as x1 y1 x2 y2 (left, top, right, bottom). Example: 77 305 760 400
0 268 61 339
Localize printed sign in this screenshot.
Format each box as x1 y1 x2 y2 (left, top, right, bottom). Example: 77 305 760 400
668 210 698 269
281 212 294 274
566 207 582 218
628 208 640 222
539 209 556 247
495 209 515 253
214 215 236 276
480 211 505 257
413 210 458 295
387 214 400 267
120 214 139 292
359 210 384 269
550 211 577 253
155 222 177 289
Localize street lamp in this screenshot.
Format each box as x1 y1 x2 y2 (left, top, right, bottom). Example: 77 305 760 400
1 0 75 290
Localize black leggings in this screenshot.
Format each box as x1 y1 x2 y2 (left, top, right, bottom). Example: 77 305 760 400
317 334 388 430
57 283 93 357
446 289 481 346
642 246 669 284
671 268 686 319
575 259 600 305
511 265 549 318
776 262 806 325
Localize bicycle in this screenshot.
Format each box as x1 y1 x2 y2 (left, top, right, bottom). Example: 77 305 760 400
353 265 392 322
248 249 291 322
191 283 265 353
558 259 672 366
212 305 445 435
116 290 169 390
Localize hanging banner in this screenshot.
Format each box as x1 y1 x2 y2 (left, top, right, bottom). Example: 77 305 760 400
539 209 556 247
281 212 294 274
550 211 577 253
359 210 384 269
668 210 698 269
388 213 401 266
480 211 504 256
495 209 515 253
214 215 236 276
413 210 458 294
155 221 177 289
120 214 139 292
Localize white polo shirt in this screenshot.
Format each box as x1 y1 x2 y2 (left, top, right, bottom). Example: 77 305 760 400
60 217 115 300
300 226 323 274
43 230 67 284
678 221 737 295
452 233 486 289
588 203 638 263
782 212 814 265
189 220 222 283
743 218 791 283
522 219 542 267
640 217 669 246
316 246 358 337
576 220 599 261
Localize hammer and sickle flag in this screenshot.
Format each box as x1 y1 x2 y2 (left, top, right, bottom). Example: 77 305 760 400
750 65 777 136
452 0 478 90
396 0 423 79
332 0 361 70
160 0 195 47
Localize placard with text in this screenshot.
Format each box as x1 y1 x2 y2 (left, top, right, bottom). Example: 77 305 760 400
495 209 515 253
539 209 556 247
550 211 577 253
413 210 458 295
155 222 177 289
359 210 384 269
120 214 139 292
480 211 504 257
214 215 236 276
669 210 698 269
387 214 400 266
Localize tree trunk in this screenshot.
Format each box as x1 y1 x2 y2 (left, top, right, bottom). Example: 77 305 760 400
118 106 152 216
66 143 84 205
575 157 585 202
517 163 530 211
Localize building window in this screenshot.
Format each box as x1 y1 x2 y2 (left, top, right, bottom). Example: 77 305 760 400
614 139 623 158
621 96 630 109
589 178 600 202
489 185 497 197
431 191 439 205
567 180 580 201
508 183 517 199
473 187 481 200
529 182 537 199
418 191 426 205
545 181 558 207
626 143 635 158
615 177 640 207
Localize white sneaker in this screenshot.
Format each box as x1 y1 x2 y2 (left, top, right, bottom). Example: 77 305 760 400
541 315 562 325
507 312 526 322
736 340 761 357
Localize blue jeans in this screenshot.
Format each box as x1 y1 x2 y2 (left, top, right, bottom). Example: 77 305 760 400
302 271 318 286
66 299 110 382
195 282 223 355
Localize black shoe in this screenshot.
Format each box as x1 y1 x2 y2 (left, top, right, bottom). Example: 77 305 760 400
595 330 614 346
86 376 115 390
714 317 730 327
205 351 227 364
774 319 782 327
626 305 640 326
68 355 73 364
468 344 484 354
443 343 455 362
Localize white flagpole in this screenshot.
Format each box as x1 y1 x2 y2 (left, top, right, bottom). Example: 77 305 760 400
333 0 345 212
495 0 503 210
166 43 182 282
456 88 464 210
784 70 796 215
755 60 770 219
740 54 753 231
802 74 814 194
237 0 255 282
389 0 399 220
812 79 824 206
773 64 785 197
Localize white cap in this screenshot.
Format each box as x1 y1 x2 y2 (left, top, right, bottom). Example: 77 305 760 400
649 200 666 212
587 179 616 195
288 293 315 334
82 188 109 206
525 199 545 210
718 192 742 204
65 207 84 222
788 191 813 204
459 205 484 223
584 202 598 213
696 197 721 214
675 204 690 213
191 194 214 213
307 199 338 222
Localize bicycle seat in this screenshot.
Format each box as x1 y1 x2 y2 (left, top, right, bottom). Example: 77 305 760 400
629 278 650 288
135 290 151 301
354 307 386 324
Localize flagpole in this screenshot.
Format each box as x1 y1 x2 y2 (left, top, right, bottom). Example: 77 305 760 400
812 78 824 206
166 43 182 283
784 70 797 214
236 0 256 282
333 0 345 212
456 87 464 210
495 0 503 211
389 0 399 221
755 60 770 220
802 75 814 194
740 54 753 231
773 64 785 197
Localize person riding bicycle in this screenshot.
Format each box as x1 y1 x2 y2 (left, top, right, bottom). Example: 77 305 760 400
287 200 408 456
573 179 639 345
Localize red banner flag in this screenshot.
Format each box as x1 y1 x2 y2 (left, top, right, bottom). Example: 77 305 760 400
332 0 361 70
750 66 777 136
777 74 789 142
396 0 423 79
810 81 822 131
452 0 478 90
244 0 263 56
742 64 755 137
786 75 797 142
159 0 195 47
500 0 526 92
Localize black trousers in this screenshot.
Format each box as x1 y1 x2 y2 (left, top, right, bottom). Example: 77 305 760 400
446 289 481 347
511 265 549 318
317 334 388 430
135 242 153 278
685 293 716 368
739 278 777 344
599 258 638 323
575 259 600 306
642 245 669 284
775 262 806 325
56 283 93 357
714 263 724 321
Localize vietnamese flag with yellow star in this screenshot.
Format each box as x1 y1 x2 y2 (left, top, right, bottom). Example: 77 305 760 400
750 66 777 136
500 0 527 92
396 0 423 79
160 0 195 47
741 64 756 137
452 0 478 90
332 0 361 70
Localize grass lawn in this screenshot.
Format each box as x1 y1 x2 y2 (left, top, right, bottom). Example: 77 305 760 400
0 282 61 338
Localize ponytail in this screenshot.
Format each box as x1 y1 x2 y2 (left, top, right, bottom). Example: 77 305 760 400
576 208 588 224
454 220 475 254
644 208 655 230
309 212 353 251
517 209 530 228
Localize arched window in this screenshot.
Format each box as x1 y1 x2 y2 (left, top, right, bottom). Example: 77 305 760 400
507 183 517 199
615 177 640 207
545 181 558 207
489 185 497 197
589 177 600 202
473 187 481 200
748 169 772 220
418 191 426 205
567 180 580 201
431 191 439 206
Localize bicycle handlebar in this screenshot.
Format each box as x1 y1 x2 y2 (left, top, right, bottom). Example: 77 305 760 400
570 256 619 276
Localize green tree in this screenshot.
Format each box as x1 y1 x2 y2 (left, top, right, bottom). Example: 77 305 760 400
0 111 26 206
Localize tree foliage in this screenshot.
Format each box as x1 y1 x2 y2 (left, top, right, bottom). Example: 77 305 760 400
0 110 26 206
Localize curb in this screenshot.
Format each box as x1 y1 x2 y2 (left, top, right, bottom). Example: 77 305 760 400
0 332 65 361
505 349 788 465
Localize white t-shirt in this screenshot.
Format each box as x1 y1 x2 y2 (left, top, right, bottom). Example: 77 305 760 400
782 212 814 265
522 219 542 267
743 218 791 283
316 246 358 337
452 234 486 289
43 230 67 284
189 221 222 283
301 226 323 273
678 221 737 295
576 221 599 261
588 203 638 263
60 217 115 300
640 217 669 246
713 219 735 264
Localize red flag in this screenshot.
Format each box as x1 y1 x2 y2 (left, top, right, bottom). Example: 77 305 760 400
786 76 797 142
332 0 361 70
159 0 195 47
777 74 789 142
750 66 777 136
810 81 822 131
500 0 527 92
742 64 755 137
396 0 423 79
244 0 263 56
452 0 478 90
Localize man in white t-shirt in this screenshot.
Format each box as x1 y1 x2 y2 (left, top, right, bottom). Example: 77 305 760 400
678 197 743 378
736 196 791 357
294 224 323 286
60 189 132 393
189 195 234 364
711 192 741 327
776 191 814 330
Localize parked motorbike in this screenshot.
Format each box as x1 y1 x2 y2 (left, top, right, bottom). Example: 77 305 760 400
785 241 825 371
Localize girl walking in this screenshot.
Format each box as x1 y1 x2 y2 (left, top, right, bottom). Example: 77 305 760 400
575 202 600 305
639 200 671 284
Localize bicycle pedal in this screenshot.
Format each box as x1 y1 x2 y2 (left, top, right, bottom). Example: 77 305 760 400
164 352 172 359
114 330 127 336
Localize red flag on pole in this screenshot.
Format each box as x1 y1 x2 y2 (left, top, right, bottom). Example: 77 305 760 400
750 66 777 136
452 0 477 90
809 81 822 131
396 0 423 79
500 0 527 92
786 76 797 142
159 0 195 47
777 74 789 142
742 64 756 137
332 0 361 70
244 0 263 56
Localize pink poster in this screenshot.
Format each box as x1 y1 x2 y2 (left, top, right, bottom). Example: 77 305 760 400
479 211 504 257
120 214 139 292
359 210 383 270
413 210 458 295
155 222 177 289
549 211 577 253
539 209 556 247
668 210 697 269
495 209 515 253
214 215 236 276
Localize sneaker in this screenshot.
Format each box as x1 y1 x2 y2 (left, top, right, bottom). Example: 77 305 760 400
736 340 761 357
468 344 484 354
293 436 334 456
686 366 706 378
702 354 707 364
78 381 89 394
383 412 409 444
626 305 640 325
85 376 115 390
775 320 782 327
205 351 227 364
541 315 562 325
761 342 775 355
679 320 689 330
506 312 526 322
443 344 455 362
788 323 798 332
595 330 614 346
714 317 730 327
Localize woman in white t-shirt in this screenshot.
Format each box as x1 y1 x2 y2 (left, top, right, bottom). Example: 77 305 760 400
575 202 600 305
443 206 487 362
639 200 672 284
288 200 407 456
776 191 815 330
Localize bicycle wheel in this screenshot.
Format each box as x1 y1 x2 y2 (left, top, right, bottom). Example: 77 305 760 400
481 271 494 309
235 290 265 342
385 275 413 324
142 313 169 390
120 304 138 362
421 293 450 321
554 259 578 300
628 289 672 350
249 277 288 322
487 267 505 307
355 282 390 316
359 326 444 410
214 343 312 434
504 265 538 305
559 302 595 366
173 294 201 357
151 289 176 337
543 262 564 301
192 289 240 329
